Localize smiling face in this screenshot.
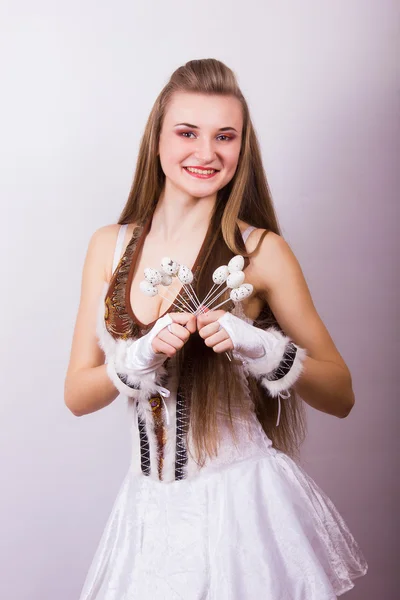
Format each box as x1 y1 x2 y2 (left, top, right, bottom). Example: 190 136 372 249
158 92 244 200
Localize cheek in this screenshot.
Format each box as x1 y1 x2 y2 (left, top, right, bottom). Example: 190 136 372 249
223 144 241 172
159 137 186 171
159 140 179 173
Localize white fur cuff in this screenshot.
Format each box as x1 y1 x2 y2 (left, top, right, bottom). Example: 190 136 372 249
220 315 308 397
106 360 141 398
260 345 307 397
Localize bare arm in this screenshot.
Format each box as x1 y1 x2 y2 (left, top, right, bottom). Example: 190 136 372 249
256 232 355 418
198 230 355 419
64 225 121 416
64 224 197 417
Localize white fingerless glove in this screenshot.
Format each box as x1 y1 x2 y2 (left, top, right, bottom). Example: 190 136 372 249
218 312 307 400
106 314 173 399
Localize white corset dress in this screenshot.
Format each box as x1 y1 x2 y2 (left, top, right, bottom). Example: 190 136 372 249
78 224 368 600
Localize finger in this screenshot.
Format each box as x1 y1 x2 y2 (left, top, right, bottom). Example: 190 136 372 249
198 321 221 340
170 312 196 328
157 329 185 350
197 310 226 329
152 338 177 357
166 323 190 343
203 330 230 349
185 314 197 334
213 339 234 354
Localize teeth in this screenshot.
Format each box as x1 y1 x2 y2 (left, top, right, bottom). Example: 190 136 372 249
185 167 216 175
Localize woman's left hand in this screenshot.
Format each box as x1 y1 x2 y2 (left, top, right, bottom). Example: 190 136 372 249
197 309 234 354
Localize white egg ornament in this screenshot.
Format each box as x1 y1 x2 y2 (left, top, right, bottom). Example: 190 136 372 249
241 283 254 295
178 265 194 284
228 255 245 273
160 256 179 276
230 284 252 302
212 265 230 284
144 267 162 285
139 280 158 297
226 270 245 289
160 273 173 286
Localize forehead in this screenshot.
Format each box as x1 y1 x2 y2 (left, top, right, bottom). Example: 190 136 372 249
163 92 243 130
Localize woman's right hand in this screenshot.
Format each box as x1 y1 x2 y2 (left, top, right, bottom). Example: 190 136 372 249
151 312 197 357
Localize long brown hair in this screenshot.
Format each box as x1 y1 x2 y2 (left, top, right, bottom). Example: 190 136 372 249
119 58 306 462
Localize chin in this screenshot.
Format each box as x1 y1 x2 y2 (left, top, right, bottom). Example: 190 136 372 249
176 180 220 198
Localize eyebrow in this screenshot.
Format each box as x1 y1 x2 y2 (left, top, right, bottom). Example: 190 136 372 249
174 122 238 133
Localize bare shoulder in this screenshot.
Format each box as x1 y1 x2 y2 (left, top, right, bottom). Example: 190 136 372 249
237 222 349 370
89 223 121 250
85 224 120 282
237 219 302 296
237 219 281 259
88 222 136 283
255 231 302 289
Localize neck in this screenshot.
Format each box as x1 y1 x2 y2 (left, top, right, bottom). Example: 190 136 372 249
151 178 217 242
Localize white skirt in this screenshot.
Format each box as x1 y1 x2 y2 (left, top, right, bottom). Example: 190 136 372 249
79 451 367 600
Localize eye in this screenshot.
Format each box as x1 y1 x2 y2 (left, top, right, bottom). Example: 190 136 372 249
180 131 196 138
217 134 234 142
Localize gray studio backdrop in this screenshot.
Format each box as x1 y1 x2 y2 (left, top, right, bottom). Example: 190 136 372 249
1 1 398 599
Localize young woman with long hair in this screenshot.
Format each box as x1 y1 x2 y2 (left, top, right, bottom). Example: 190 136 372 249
65 58 367 599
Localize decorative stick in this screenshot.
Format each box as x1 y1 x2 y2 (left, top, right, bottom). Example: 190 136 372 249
139 281 186 312
210 297 236 311
198 271 245 313
159 258 199 312
207 284 254 311
188 284 201 308
182 284 200 310
161 286 195 313
177 266 201 311
144 267 196 312
202 254 244 307
200 283 217 307
207 297 231 312
165 282 198 312
200 265 230 307
200 257 245 308
198 287 228 312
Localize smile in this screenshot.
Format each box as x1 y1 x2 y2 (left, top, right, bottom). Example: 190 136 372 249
183 166 219 179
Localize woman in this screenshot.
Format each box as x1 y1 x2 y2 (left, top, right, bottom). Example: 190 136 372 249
65 58 367 599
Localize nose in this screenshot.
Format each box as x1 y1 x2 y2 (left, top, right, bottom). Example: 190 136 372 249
193 137 217 164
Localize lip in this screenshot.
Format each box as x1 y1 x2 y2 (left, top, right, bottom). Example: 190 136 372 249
183 166 220 179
